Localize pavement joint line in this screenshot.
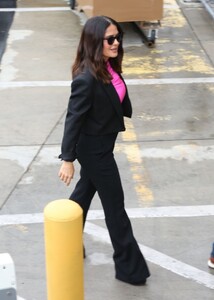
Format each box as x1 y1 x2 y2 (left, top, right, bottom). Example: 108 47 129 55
85 222 214 290
1 77 214 88
1 205 214 226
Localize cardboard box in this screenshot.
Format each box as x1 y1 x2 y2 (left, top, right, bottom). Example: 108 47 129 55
77 0 163 22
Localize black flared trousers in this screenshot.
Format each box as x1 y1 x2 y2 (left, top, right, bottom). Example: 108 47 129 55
70 133 150 284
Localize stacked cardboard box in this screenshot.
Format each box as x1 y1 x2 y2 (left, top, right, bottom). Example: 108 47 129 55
77 0 163 22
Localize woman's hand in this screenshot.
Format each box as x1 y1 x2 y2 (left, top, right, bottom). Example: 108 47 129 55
58 161 75 186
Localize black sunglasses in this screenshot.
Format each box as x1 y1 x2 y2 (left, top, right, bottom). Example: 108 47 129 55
103 33 123 45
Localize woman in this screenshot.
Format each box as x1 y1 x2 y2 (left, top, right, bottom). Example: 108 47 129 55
58 15 150 285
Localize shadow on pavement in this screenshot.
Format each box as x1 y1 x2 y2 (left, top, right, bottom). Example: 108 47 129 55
0 0 17 67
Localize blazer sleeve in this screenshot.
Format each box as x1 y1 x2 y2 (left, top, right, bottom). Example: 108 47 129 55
59 71 94 162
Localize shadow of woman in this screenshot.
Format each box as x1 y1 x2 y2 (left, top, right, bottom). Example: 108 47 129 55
0 0 17 67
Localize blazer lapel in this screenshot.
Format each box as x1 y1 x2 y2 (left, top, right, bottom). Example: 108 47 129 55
100 82 124 122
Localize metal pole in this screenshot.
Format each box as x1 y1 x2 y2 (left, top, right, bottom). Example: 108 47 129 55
44 199 84 300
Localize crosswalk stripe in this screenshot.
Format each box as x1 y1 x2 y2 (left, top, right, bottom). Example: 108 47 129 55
1 77 214 88
85 222 214 290
1 205 214 226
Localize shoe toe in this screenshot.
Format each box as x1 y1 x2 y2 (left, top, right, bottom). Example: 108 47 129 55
208 259 214 269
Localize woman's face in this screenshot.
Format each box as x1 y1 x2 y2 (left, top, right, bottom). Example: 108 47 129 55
103 24 121 61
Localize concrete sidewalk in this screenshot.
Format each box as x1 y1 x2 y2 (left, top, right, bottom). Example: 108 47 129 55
0 0 214 299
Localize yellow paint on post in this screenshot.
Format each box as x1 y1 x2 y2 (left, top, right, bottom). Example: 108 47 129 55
44 199 84 300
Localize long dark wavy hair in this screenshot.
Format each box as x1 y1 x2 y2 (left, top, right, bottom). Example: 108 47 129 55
72 16 124 83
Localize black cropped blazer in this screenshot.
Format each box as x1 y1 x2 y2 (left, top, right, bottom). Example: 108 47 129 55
59 68 132 162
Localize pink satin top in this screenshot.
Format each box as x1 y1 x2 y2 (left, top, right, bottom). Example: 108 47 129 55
107 62 126 103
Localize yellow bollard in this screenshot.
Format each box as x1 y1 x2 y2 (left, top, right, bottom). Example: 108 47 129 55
44 199 84 300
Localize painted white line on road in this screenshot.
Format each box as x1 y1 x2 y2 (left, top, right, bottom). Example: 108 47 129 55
0 146 40 170
3 144 212 170
88 205 214 219
0 81 70 88
125 77 214 85
1 209 213 291
1 77 214 89
0 7 71 12
1 205 214 226
0 213 43 226
85 222 214 290
17 296 26 300
140 144 214 164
